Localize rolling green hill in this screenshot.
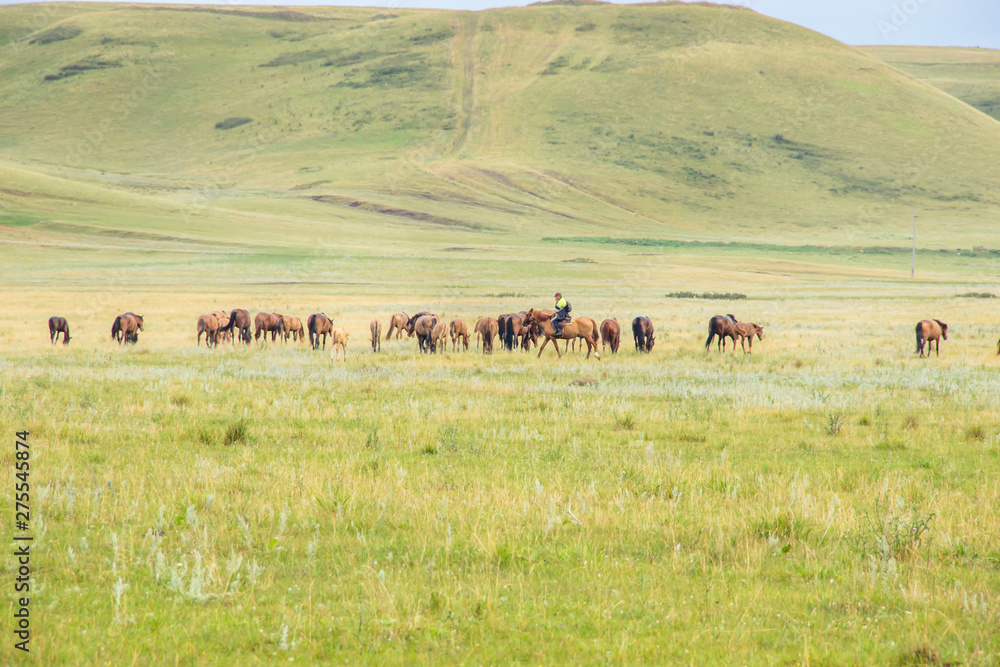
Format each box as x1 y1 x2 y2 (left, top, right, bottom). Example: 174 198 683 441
862 45 1000 122
2 1 1000 254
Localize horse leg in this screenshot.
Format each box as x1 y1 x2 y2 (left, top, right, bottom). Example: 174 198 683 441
537 337 550 358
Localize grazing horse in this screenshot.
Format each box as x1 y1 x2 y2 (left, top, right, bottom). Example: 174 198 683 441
411 314 439 353
497 314 513 350
600 318 620 354
449 319 469 352
915 319 948 357
385 313 409 341
329 329 349 361
705 314 739 352
524 309 600 360
370 319 382 352
404 312 437 337
308 313 334 350
48 316 70 345
475 317 499 354
279 316 305 343
431 320 449 354
217 316 232 343
220 309 252 345
502 314 528 351
112 312 143 345
733 322 764 354
632 317 655 353
254 312 283 342
197 314 220 347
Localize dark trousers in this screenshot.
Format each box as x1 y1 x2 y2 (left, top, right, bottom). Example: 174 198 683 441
551 308 569 333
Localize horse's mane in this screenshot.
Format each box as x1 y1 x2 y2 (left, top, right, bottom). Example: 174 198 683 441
934 319 947 329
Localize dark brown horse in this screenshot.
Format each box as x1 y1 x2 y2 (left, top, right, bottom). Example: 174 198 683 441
475 317 498 354
733 322 764 354
385 313 408 341
220 309 252 344
279 316 305 343
370 319 382 352
502 313 530 351
197 314 220 347
915 319 948 357
600 318 620 354
497 314 513 350
308 313 333 350
48 316 70 345
411 314 439 353
450 319 469 352
632 316 655 353
404 312 437 337
524 309 600 360
254 312 283 342
705 314 738 352
112 312 143 345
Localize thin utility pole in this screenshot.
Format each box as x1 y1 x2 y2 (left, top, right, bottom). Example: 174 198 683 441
911 207 916 279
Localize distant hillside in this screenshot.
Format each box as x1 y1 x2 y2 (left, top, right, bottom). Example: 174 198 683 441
2 2 1000 248
862 46 1000 122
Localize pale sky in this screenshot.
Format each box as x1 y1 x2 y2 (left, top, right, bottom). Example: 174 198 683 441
2 0 997 48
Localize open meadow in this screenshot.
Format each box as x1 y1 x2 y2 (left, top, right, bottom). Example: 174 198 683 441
3 1 1000 664
4 242 1000 664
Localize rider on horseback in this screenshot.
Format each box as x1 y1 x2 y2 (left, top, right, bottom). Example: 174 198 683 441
551 292 571 337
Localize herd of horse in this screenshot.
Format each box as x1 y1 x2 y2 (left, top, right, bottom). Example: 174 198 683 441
45 312 963 359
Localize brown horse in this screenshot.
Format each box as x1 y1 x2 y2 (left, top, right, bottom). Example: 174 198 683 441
384 313 408 341
197 314 220 347
915 319 948 357
220 309 252 344
112 312 143 345
411 314 439 353
254 312 283 342
524 309 600 360
631 316 655 353
370 319 382 352
449 319 469 351
217 316 232 343
431 320 449 354
733 322 764 354
48 316 70 345
279 316 305 343
497 314 513 350
330 329 349 361
600 318 620 354
705 314 738 352
475 317 498 354
500 313 524 351
308 313 333 350
404 312 437 337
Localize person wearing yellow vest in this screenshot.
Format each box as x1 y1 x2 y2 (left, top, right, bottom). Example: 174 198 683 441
551 292 571 336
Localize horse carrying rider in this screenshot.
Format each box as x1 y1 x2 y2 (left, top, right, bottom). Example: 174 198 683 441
551 292 571 336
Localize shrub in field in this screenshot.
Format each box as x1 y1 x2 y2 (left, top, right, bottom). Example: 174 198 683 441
850 493 934 563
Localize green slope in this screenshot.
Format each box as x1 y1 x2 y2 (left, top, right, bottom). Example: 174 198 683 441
862 45 1000 123
2 2 1000 249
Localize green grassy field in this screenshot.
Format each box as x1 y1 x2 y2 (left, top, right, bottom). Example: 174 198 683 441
862 45 1000 123
3 2 1000 664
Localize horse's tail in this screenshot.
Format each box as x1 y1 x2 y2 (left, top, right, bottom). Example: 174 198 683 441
634 319 645 352
915 322 924 353
111 316 121 339
705 319 718 350
592 320 599 344
385 320 394 341
996 336 1000 356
